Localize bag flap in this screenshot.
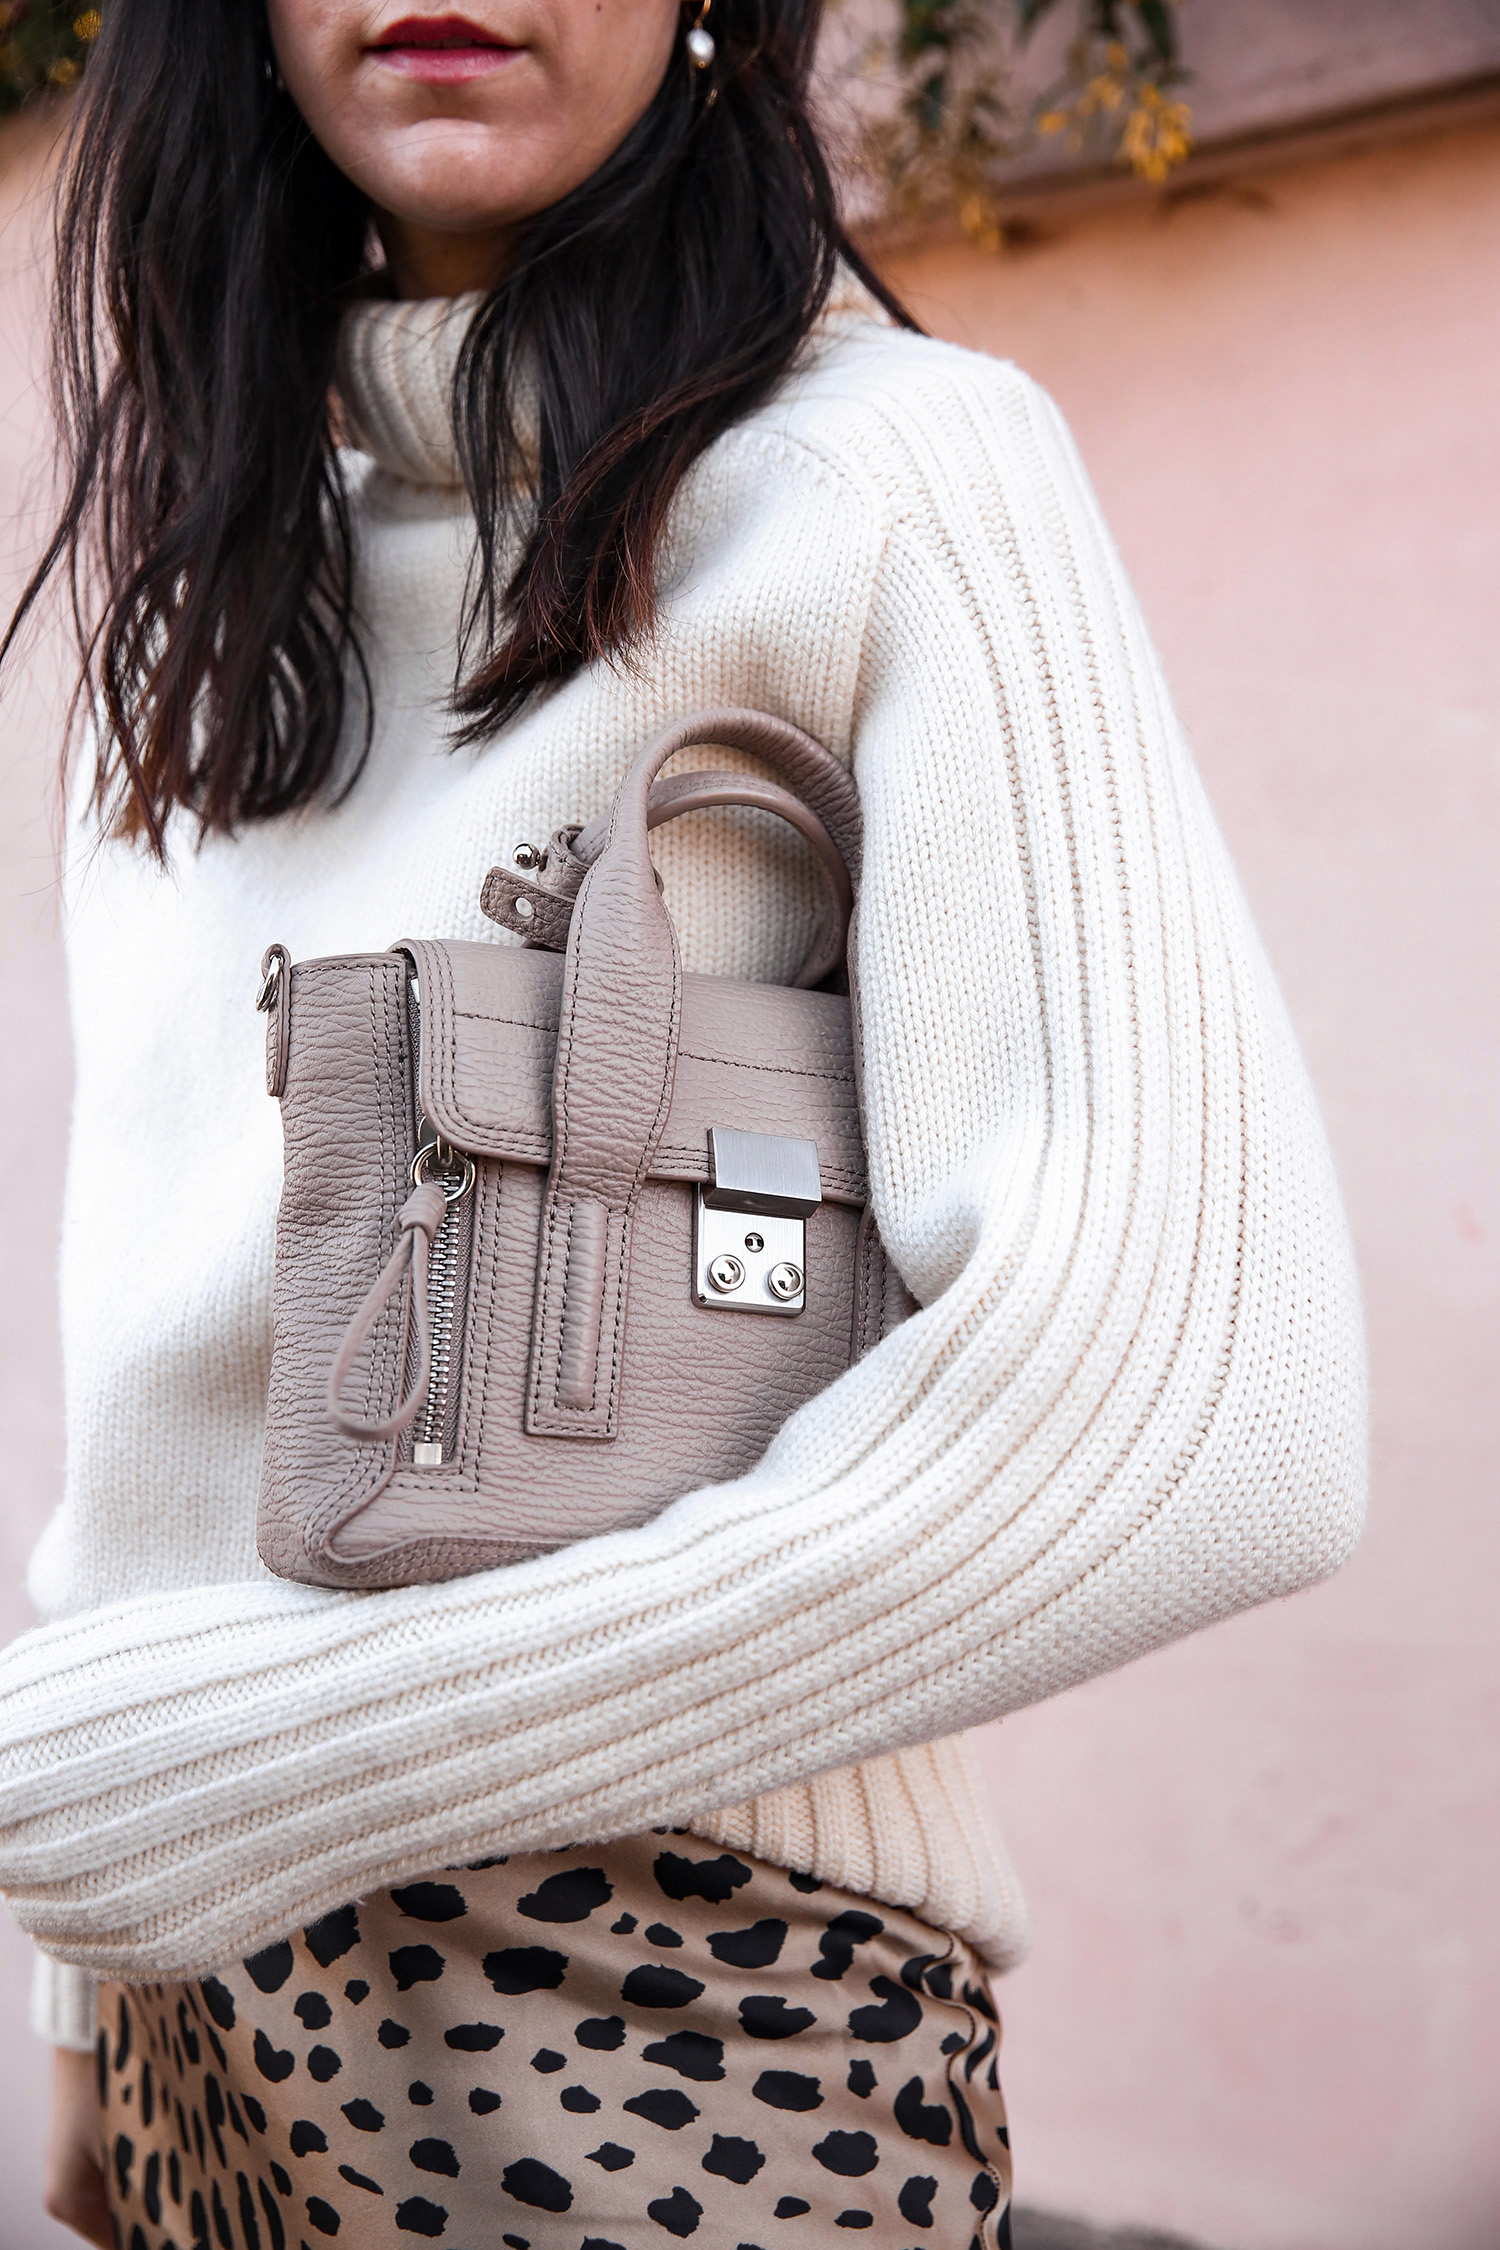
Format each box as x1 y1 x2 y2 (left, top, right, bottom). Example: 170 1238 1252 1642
401 937 867 1205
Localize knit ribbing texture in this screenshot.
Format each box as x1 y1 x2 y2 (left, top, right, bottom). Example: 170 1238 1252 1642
2 291 1365 2039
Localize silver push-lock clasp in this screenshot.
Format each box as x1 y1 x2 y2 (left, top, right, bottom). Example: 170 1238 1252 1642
693 1126 821 1317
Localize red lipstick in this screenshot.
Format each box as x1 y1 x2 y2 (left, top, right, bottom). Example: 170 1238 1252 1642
368 15 520 83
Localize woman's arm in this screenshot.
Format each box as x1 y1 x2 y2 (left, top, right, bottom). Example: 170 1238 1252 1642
0 353 1366 1979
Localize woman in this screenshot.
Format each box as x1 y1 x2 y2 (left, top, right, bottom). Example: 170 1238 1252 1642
2 0 1366 2243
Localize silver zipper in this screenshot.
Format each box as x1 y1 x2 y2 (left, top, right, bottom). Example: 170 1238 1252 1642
409 1125 475 1467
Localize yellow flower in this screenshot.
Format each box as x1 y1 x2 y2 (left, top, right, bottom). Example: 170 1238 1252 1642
1120 86 1192 181
74 9 102 39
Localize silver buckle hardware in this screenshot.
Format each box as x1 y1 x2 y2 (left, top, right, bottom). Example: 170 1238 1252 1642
693 1126 821 1317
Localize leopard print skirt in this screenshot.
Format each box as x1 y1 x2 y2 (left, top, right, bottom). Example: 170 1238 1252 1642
99 1832 1011 2250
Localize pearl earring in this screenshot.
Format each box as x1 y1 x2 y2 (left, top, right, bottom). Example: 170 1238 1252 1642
685 1 715 70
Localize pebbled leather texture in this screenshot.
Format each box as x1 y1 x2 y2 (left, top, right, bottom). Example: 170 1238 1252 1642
258 711 907 1590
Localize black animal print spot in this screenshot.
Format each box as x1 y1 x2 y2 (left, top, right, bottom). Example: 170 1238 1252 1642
773 2196 810 2217
963 1979 998 2023
516 1867 613 1923
307 2047 343 2083
252 2030 295 2085
847 2060 876 2097
622 1964 706 2010
702 2134 765 2184
444 2024 503 2052
894 2076 952 2147
338 2163 383 2193
341 2099 384 2132
201 1978 237 2030
345 1979 370 2004
653 1851 753 1905
941 2031 965 2056
410 2139 461 2177
623 2087 700 2131
485 1946 568 1994
642 2030 725 2082
814 2129 878 2178
390 1882 467 1923
582 2241 628 2250
739 1996 816 2040
899 2174 937 2226
786 1871 823 1893
611 1914 638 1934
532 2048 566 2072
502 2237 528 2249
409 2083 435 2105
468 2088 501 2115
244 2093 269 2133
395 2194 449 2235
270 2158 291 2196
502 2156 574 2211
575 2015 627 2050
290 2120 328 2158
305 1906 361 1968
379 2020 411 2049
648 2185 703 2237
560 2085 601 2112
900 1954 952 2001
951 2083 985 2162
295 1993 333 2031
305 2195 341 2235
244 1940 295 1994
647 1921 683 1946
810 1911 884 1982
586 2144 635 2171
142 2149 162 2223
971 2171 1000 2211
113 2131 134 2198
834 2212 873 2229
707 1919 787 1970
847 1977 922 2043
389 1946 446 1992
752 2070 822 2111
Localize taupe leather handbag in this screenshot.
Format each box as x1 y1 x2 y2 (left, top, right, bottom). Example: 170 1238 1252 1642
255 709 911 1590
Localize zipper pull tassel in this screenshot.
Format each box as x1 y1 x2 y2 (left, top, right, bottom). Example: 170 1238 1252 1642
326 1180 449 1443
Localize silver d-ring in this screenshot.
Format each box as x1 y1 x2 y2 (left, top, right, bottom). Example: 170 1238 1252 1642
411 1144 476 1203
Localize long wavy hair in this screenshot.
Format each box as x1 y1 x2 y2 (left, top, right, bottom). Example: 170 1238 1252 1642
3 0 911 854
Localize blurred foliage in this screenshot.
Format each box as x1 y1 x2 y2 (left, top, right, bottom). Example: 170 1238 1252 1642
840 0 1191 242
1 0 1191 236
0 0 98 114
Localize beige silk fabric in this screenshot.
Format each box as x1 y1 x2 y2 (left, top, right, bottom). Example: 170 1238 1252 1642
99 1836 1011 2250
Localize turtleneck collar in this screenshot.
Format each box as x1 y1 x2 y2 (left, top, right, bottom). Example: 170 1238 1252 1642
336 268 890 491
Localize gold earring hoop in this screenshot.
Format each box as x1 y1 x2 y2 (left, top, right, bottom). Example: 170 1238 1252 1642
685 0 715 70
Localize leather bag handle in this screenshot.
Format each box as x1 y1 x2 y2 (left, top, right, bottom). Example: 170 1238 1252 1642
522 708 858 1443
482 716 860 990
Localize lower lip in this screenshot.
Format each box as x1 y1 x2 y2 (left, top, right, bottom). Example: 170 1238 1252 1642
369 44 518 81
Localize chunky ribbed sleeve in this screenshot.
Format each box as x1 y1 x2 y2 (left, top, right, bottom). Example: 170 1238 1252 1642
0 323 1365 1988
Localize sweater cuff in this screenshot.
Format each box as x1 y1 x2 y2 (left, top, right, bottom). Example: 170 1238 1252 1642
31 1953 97 2051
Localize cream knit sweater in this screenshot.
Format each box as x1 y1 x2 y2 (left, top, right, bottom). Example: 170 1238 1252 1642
4 287 1365 2050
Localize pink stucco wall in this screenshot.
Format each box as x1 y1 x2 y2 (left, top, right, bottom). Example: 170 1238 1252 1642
1 104 1495 2250
881 116 1500 2250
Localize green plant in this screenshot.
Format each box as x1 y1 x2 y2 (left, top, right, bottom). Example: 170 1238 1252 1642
0 0 98 114
835 0 1191 241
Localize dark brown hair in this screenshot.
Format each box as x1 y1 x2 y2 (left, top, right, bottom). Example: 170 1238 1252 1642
2 0 912 854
